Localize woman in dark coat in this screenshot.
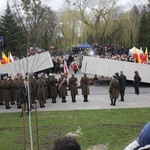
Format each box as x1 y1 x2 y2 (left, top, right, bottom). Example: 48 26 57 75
133 71 141 95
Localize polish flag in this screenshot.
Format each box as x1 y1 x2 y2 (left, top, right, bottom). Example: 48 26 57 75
8 52 14 63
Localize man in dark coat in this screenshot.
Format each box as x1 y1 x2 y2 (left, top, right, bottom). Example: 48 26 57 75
80 73 90 102
119 71 127 101
20 79 30 116
109 75 120 106
69 73 78 102
48 74 58 103
133 71 141 95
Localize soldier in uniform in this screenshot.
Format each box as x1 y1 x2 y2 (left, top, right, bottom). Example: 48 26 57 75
1 76 12 109
13 75 22 109
0 75 4 105
8 75 15 105
29 73 36 104
48 74 58 103
35 73 47 108
80 73 90 102
58 73 68 103
69 73 78 102
109 75 120 106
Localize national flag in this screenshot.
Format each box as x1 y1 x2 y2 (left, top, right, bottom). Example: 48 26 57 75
133 47 141 64
145 47 149 64
1 52 8 64
64 60 69 75
8 52 14 63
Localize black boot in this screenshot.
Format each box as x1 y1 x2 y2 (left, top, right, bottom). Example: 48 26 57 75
110 99 113 105
62 97 66 103
6 103 11 109
113 99 116 106
84 95 88 102
52 98 56 103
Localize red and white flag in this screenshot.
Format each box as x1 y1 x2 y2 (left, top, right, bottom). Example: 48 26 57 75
8 52 14 63
64 60 69 75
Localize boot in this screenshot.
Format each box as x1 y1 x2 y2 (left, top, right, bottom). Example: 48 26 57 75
40 101 45 108
62 97 66 103
52 98 56 103
110 99 113 105
113 99 116 106
84 95 88 102
6 103 11 109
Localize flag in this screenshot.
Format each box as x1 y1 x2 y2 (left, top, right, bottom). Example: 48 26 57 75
1 52 8 64
64 60 69 75
133 47 141 64
0 61 2 66
8 52 14 63
145 47 149 64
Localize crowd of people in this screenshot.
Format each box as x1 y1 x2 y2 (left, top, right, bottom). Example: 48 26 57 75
0 71 91 113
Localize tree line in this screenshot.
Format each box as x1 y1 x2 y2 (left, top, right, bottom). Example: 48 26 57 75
0 0 150 56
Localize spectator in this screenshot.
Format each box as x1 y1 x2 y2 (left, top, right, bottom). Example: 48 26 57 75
133 71 141 95
53 136 81 150
124 122 150 150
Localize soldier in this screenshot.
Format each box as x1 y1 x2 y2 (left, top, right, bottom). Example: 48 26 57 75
48 74 58 103
109 75 120 106
13 75 22 109
58 73 68 103
35 73 47 108
69 73 78 102
1 76 12 109
0 75 4 105
29 73 36 104
8 75 15 105
80 73 90 102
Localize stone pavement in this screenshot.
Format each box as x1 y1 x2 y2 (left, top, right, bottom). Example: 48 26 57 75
0 71 150 113
0 85 150 113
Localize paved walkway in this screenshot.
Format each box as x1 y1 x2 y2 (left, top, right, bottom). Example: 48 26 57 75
0 90 150 113
0 71 150 113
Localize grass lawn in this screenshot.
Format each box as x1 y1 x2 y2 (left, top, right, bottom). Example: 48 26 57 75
0 108 149 150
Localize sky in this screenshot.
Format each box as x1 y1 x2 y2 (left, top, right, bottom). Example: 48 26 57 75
0 0 148 15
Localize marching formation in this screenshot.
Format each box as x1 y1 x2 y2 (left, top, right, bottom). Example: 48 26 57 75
0 72 90 110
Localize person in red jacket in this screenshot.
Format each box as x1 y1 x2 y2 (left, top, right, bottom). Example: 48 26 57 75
71 62 79 74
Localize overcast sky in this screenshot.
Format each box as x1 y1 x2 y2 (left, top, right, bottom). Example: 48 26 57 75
0 0 148 15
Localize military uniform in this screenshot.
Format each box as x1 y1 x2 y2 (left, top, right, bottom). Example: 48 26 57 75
9 77 15 105
69 75 78 102
80 74 90 102
1 77 12 109
29 75 36 104
109 76 120 106
13 78 22 108
0 79 4 105
58 75 68 102
48 75 58 103
35 76 46 108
